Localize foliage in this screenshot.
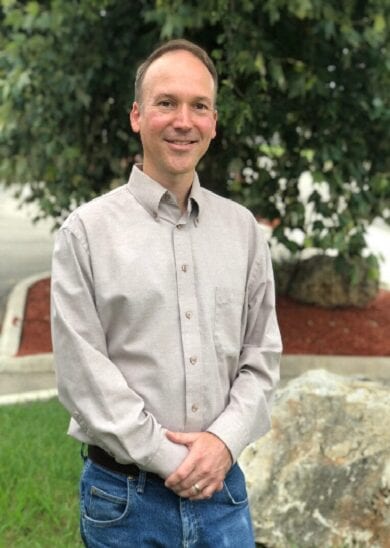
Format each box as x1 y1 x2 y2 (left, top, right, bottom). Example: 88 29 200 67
1 0 389 273
147 0 390 274
0 0 158 222
0 398 82 546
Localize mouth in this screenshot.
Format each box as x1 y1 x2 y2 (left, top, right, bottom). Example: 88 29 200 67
164 139 198 153
165 139 198 146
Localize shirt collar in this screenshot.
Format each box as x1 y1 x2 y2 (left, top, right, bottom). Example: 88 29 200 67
127 164 202 223
189 173 202 224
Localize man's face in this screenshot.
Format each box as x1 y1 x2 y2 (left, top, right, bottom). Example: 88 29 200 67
130 50 217 187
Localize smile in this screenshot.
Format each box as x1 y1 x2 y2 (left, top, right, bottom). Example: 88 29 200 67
165 139 197 144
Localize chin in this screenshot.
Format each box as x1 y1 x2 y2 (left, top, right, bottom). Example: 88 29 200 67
168 163 197 175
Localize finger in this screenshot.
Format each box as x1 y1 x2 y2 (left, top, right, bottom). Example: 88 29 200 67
171 472 204 494
165 431 200 445
188 482 218 501
167 461 223 491
171 480 205 499
189 493 209 501
180 489 208 500
215 481 224 492
165 461 196 489
171 486 198 499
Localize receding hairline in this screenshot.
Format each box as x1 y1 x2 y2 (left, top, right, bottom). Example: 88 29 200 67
134 39 218 105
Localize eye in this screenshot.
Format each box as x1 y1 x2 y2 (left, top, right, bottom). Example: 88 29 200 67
194 102 209 111
157 99 175 108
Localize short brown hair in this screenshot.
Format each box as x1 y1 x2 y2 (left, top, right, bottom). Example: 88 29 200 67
134 39 218 104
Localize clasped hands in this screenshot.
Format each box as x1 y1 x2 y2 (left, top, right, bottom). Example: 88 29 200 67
164 431 232 500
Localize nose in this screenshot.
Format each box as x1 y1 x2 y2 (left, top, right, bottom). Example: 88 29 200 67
172 104 192 130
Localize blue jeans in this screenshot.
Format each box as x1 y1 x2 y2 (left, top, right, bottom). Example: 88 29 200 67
80 458 255 547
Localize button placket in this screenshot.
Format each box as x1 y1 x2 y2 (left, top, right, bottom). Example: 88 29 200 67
172 222 203 429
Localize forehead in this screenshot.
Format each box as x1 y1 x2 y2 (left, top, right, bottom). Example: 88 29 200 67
141 50 215 101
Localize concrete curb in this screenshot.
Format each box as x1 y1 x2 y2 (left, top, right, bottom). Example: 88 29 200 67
0 271 51 358
0 271 53 373
0 353 54 373
0 388 58 407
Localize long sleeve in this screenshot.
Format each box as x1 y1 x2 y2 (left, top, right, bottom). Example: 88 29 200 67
51 224 188 478
207 226 282 461
51 167 282 475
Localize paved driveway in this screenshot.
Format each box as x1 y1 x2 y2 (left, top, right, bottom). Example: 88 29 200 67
0 184 54 324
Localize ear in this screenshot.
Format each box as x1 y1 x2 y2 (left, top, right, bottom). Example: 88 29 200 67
130 102 141 133
211 109 218 139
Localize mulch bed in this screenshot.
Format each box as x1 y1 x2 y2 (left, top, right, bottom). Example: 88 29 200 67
16 278 390 357
18 278 52 356
277 291 390 356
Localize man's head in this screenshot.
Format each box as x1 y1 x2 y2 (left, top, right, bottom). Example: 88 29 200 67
130 40 218 188
134 39 218 106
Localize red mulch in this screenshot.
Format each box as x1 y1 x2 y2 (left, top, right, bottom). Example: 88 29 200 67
277 291 390 356
17 278 52 356
16 278 390 357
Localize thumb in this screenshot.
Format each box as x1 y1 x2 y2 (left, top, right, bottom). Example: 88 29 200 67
166 430 200 446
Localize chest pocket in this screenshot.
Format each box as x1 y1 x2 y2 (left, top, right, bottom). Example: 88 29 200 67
214 287 244 363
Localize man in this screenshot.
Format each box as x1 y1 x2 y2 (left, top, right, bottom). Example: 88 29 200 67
51 39 282 547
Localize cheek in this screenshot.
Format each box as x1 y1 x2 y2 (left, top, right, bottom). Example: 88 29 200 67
146 113 169 134
199 118 216 138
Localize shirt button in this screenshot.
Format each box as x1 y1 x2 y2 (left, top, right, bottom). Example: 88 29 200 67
185 311 192 320
191 404 199 413
189 355 198 365
181 264 188 272
176 224 183 230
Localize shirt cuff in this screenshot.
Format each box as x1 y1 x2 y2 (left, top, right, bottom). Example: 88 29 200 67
145 430 189 479
207 410 271 463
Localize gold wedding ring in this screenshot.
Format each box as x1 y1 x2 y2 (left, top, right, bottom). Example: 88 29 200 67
192 483 201 495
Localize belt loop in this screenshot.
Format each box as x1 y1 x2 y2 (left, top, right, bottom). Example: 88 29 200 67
136 471 146 494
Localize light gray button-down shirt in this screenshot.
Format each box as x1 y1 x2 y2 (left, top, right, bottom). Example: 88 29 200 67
51 165 282 479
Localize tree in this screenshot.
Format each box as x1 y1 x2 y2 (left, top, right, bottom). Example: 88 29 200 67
1 0 389 283
0 0 158 221
147 0 390 281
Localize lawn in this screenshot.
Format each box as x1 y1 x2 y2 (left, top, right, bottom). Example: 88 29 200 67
0 398 83 547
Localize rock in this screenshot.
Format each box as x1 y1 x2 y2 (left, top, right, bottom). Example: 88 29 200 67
239 370 390 547
286 255 378 307
273 260 298 296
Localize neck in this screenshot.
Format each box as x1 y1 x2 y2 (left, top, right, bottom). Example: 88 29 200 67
169 182 192 213
142 165 194 213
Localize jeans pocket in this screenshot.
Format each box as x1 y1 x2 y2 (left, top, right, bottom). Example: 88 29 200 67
87 485 128 522
222 464 248 506
81 460 132 527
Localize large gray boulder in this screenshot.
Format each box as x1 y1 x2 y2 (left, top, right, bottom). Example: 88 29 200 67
240 370 390 547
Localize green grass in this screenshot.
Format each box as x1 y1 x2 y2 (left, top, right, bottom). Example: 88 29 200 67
0 398 83 547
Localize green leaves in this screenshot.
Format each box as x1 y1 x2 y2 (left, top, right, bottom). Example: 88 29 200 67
269 60 286 91
0 0 159 224
1 0 389 273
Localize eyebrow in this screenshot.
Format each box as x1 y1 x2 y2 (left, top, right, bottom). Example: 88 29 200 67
154 93 213 105
193 96 213 104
